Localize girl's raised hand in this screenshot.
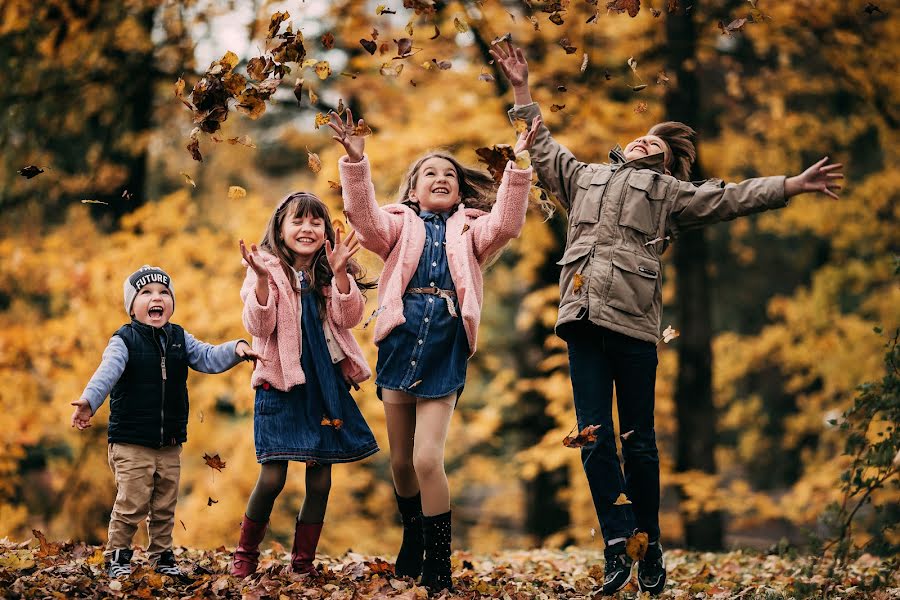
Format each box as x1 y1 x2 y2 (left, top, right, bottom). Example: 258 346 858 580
240 239 269 279
785 157 844 199
514 116 541 154
328 109 366 163
324 228 360 274
489 40 529 89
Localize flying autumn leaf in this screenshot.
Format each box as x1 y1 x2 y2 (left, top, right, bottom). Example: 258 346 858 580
549 12 564 25
332 219 346 236
453 16 469 32
321 416 344 429
268 11 289 38
430 24 441 40
207 497 218 506
478 71 495 82
718 18 748 35
227 186 247 200
563 424 601 448
187 137 202 162
360 38 377 55
17 166 45 179
321 32 335 49
529 16 540 30
558 38 577 54
179 172 196 187
314 61 332 80
393 37 417 59
203 453 226 471
327 180 342 192
660 325 680 344
513 118 528 134
580 53 589 73
633 84 648 92
626 531 649 560
380 63 404 77
613 493 633 506
635 102 648 113
621 430 635 441
314 112 331 129
607 0 641 17
475 144 516 183
651 7 661 16
657 70 670 85
550 103 566 112
573 273 585 293
308 86 319 104
81 199 108 205
376 5 396 15
308 149 322 173
353 121 373 137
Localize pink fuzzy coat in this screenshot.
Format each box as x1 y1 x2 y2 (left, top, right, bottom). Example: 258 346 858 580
338 155 533 356
240 251 372 391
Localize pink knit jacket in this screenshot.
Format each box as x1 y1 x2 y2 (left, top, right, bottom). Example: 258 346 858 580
240 251 372 391
338 155 533 356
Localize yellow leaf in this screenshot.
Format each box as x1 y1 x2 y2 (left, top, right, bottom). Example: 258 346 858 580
307 150 322 173
314 60 332 80
625 531 648 560
227 186 247 200
613 492 632 505
573 273 584 293
179 172 196 188
314 112 331 129
454 16 469 32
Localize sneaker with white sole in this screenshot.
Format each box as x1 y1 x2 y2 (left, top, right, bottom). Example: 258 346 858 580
154 549 183 577
637 541 666 595
107 548 133 578
601 541 635 594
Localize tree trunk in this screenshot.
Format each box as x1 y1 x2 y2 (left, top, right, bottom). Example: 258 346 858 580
664 4 725 550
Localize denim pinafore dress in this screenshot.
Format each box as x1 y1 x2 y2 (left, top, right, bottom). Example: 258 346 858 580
253 271 379 463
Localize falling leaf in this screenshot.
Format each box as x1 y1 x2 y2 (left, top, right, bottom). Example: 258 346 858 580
246 56 269 81
492 32 512 45
228 186 247 200
268 11 290 38
314 61 332 80
549 12 564 25
557 85 568 92
613 493 633 506
573 273 584 293
430 23 441 39
321 416 344 429
207 497 218 506
121 189 134 201
660 325 680 344
293 79 304 104
461 224 470 234
328 180 342 192
300 57 319 69
353 121 373 137
405 17 414 36
620 430 635 441
529 16 540 30
580 53 589 73
380 63 404 77
203 453 226 471
563 424 601 448
627 56 639 72
454 16 469 32
379 42 390 55
651 7 661 16
410 79 417 86
430 58 452 70
17 165 45 179
336 98 345 115
199 410 204 423
226 135 256 148
81 199 108 205
394 37 419 59
321 32 335 49
309 86 319 104
180 520 186 531
332 219 346 236
478 71 495 82
587 12 599 24
475 145 516 183
550 103 566 112
314 112 331 129
340 71 359 79
308 149 322 173
180 172 196 187
360 38 377 55
657 70 670 85
376 5 396 15
607 0 641 17
718 18 748 35
633 84 648 92
558 37 577 54
626 531 649 560
187 137 202 162
235 89 267 120
513 118 528 134
371 27 380 40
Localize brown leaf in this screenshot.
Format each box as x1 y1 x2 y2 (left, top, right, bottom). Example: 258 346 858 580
634 101 648 113
332 219 346 236
461 224 470 234
651 7 661 16
430 23 441 39
550 103 566 112
404 0 437 15
203 453 226 471
309 86 319 104
563 424 601 448
607 0 641 17
372 27 380 40
394 37 417 59
549 12 564 25
336 98 345 116
207 497 218 506
17 165 45 179
478 72 495 82
180 172 196 188
235 89 267 120
222 72 247 96
246 56 269 81
529 16 540 30
353 121 373 137
227 135 256 148
321 32 335 49
293 79 304 104
308 149 322 173
656 70 670 85
187 137 202 162
431 58 452 70
625 531 649 560
620 429 635 441
573 273 584 293
268 11 290 39
633 84 648 92
475 145 515 183
179 520 186 531
321 416 344 429
454 16 469 32
379 42 391 55
328 180 343 192
405 17 414 36
360 38 377 55
559 37 577 54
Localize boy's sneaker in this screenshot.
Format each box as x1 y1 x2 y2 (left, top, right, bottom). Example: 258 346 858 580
601 541 635 594
107 548 133 578
154 549 183 577
637 541 666 595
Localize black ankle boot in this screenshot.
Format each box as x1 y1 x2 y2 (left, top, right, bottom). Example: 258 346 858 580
421 511 453 592
394 491 425 578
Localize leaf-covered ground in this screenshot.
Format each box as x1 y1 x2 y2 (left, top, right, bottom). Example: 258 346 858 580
1 536 897 599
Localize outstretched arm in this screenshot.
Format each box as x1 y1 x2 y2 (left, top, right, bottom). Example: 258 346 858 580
491 41 588 210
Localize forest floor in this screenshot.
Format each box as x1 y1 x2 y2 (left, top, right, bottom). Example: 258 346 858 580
1 535 897 599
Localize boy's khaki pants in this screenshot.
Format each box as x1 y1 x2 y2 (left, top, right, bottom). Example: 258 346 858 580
106 442 181 559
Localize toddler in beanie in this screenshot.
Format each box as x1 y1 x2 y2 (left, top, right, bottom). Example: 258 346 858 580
123 265 174 316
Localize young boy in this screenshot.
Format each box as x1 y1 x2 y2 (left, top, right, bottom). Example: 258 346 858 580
70 265 261 578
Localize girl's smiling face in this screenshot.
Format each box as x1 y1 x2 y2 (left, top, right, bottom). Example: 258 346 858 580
280 211 326 268
131 282 174 328
412 157 461 213
624 134 670 170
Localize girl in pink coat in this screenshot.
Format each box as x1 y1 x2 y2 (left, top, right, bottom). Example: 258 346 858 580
230 192 378 578
329 110 537 592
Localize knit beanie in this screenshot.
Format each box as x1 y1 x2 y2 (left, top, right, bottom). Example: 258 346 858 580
123 265 175 316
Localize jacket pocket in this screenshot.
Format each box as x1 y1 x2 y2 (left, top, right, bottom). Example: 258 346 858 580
607 248 659 317
254 387 281 416
557 243 595 304
620 172 667 235
571 169 611 225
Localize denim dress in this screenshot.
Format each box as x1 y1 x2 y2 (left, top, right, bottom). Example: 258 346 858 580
375 210 470 400
253 272 379 463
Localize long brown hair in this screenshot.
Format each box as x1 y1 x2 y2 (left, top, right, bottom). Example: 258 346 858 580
259 192 375 315
397 151 497 213
647 121 697 181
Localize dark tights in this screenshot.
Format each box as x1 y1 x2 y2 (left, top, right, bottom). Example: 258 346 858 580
245 461 332 524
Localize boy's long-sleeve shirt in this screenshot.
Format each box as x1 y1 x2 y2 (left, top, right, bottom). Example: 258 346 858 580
81 333 244 414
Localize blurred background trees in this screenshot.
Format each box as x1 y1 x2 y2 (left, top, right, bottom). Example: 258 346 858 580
0 0 896 555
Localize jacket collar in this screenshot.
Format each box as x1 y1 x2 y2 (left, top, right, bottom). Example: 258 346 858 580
130 318 171 339
608 145 667 173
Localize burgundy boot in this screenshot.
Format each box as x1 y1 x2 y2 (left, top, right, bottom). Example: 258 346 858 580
231 514 268 578
290 520 323 575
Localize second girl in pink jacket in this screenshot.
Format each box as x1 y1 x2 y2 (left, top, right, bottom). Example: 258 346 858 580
330 110 536 592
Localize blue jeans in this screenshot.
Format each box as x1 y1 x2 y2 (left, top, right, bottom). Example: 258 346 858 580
562 322 660 543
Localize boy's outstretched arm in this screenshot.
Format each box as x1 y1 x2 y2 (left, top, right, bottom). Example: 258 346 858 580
185 332 259 374
73 336 130 427
491 41 588 210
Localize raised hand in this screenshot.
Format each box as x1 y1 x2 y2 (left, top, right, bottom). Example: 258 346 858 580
328 109 366 163
324 228 360 275
240 239 268 278
235 340 266 365
784 157 844 199
489 40 530 89
70 399 93 430
514 116 542 155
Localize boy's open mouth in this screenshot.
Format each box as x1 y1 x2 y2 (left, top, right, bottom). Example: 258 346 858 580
148 306 165 317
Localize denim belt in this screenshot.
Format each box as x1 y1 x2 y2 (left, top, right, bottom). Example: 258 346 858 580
406 287 458 317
